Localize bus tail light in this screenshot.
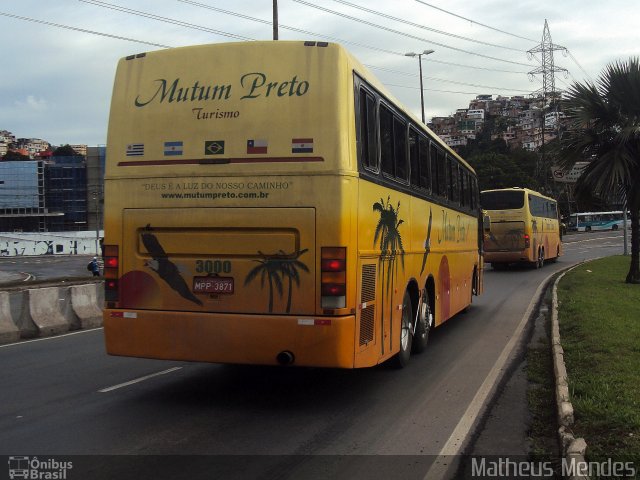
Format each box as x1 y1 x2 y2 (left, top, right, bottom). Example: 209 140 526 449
103 244 119 302
524 234 530 248
321 247 346 309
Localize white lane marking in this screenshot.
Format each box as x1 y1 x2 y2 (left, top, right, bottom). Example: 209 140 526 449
564 234 623 245
98 367 183 393
423 271 556 480
0 328 103 349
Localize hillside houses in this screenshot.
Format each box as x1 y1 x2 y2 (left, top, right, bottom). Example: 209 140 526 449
429 95 566 152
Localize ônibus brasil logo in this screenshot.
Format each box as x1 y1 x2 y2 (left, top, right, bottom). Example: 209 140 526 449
8 456 73 479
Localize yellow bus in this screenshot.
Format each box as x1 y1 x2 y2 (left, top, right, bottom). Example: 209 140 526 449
103 41 483 368
481 187 562 269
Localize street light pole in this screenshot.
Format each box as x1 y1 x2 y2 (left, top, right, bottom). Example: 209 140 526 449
273 0 278 40
405 49 434 124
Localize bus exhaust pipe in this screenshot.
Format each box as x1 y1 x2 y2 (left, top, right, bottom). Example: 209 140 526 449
276 351 295 366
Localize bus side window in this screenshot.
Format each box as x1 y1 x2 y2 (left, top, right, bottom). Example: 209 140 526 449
409 128 420 187
410 129 430 191
436 148 448 199
430 143 439 196
448 155 460 205
419 135 430 191
461 169 469 208
469 177 475 210
358 88 378 172
394 116 408 182
379 105 394 177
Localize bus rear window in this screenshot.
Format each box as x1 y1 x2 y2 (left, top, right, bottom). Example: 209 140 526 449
481 190 525 210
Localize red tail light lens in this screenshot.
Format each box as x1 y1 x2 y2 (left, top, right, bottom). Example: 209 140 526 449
321 247 346 309
524 234 530 248
103 244 119 303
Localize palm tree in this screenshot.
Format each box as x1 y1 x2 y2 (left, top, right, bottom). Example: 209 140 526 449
244 251 284 312
373 196 405 293
278 248 310 313
560 57 640 283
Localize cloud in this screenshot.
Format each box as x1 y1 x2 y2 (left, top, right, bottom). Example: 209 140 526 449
14 95 49 112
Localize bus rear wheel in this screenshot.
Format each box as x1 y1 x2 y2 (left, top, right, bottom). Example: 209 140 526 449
412 289 432 353
393 290 414 368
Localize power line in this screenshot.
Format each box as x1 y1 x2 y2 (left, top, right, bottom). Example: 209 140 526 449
566 51 594 83
292 0 533 67
2 3 539 109
79 0 255 41
368 62 527 76
328 0 523 52
178 0 401 56
179 0 528 74
413 0 538 43
0 11 171 48
386 83 532 96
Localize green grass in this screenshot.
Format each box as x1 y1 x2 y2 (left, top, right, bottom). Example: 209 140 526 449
558 255 640 463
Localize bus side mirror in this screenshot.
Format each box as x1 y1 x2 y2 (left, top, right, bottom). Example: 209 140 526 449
483 215 491 233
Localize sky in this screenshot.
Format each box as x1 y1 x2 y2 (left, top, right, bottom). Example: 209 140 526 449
1 0 638 147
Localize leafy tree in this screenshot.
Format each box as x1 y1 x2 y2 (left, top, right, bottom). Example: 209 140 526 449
52 144 81 157
560 57 640 283
466 150 539 191
1 150 30 161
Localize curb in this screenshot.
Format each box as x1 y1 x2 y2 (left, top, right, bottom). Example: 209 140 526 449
551 264 589 480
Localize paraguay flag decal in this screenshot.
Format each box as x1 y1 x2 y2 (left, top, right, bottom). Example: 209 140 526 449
292 138 313 153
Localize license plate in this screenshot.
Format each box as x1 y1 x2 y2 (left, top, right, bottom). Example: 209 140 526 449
193 276 234 294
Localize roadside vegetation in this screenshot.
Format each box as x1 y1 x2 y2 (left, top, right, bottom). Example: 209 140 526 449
557 256 640 462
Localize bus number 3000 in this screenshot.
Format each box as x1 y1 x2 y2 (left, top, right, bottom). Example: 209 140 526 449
195 260 232 274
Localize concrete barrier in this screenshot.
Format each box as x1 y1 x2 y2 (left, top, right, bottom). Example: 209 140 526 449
0 281 104 343
28 286 70 337
0 291 20 344
71 284 103 329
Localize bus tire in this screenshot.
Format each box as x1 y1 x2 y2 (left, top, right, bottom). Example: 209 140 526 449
393 290 414 368
533 248 542 269
412 289 431 353
612 224 618 231
585 226 591 232
462 270 477 314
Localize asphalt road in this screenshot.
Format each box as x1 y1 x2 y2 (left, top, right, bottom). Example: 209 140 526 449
0 254 97 283
0 231 627 479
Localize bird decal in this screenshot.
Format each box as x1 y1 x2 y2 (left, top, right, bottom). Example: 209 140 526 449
141 224 203 306
420 207 433 275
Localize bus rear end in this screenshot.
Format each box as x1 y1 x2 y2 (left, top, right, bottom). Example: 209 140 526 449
481 188 534 266
103 41 359 368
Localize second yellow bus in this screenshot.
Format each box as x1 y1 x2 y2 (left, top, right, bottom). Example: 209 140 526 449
481 187 562 269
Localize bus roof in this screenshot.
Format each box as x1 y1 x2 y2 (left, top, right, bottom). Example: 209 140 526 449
481 187 557 203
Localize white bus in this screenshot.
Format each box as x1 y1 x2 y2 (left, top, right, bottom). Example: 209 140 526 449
567 211 629 232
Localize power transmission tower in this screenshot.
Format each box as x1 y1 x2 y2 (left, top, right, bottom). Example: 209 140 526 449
527 20 568 191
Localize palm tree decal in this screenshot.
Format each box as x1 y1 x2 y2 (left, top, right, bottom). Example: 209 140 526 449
244 248 309 313
278 248 310 313
373 196 405 293
420 207 433 275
